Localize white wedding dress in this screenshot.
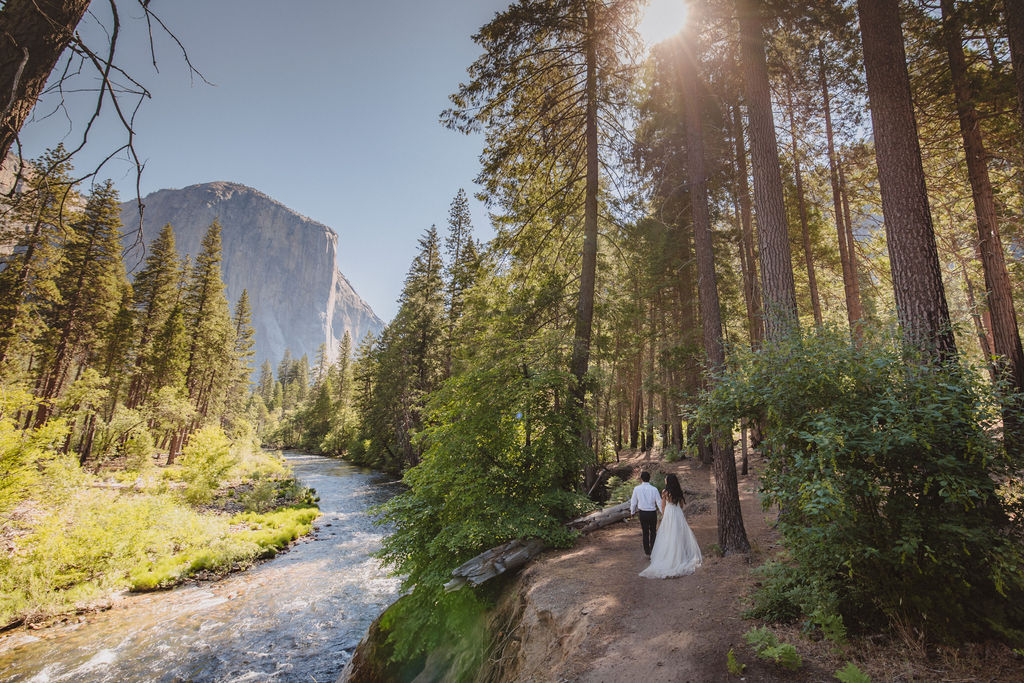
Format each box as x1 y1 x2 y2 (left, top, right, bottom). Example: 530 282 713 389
639 501 702 579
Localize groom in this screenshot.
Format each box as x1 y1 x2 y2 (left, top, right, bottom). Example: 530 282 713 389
630 471 663 557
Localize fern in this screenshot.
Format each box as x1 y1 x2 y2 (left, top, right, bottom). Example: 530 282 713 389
835 662 870 683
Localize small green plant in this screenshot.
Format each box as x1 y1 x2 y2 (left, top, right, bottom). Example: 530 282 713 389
604 476 634 505
726 648 746 675
124 429 156 473
239 477 278 513
835 661 870 683
743 627 802 671
812 608 847 644
178 425 237 504
707 543 723 557
663 446 683 463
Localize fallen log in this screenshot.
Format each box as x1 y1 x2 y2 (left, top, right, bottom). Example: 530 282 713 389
444 501 632 592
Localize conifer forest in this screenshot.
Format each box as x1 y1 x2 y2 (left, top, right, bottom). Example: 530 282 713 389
4 0 1024 679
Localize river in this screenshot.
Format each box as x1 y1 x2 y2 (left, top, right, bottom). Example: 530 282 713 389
0 452 402 682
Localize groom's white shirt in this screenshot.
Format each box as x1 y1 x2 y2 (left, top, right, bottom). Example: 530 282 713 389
630 481 663 515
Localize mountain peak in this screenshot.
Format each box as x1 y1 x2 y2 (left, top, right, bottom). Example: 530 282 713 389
121 184 382 371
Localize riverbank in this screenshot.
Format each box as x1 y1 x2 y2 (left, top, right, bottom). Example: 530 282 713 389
0 445 318 631
0 453 401 682
346 450 1024 681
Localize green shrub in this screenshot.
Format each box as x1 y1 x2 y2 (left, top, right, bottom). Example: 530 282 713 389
124 429 156 473
0 404 74 515
663 446 683 463
375 357 594 662
240 477 278 513
700 326 1024 643
743 626 802 670
178 425 237 504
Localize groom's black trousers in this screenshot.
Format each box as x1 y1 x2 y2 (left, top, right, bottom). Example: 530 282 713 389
638 509 658 555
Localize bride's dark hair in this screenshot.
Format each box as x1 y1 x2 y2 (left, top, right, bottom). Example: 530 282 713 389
664 474 685 505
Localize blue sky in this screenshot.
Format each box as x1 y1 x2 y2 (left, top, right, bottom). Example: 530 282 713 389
20 0 511 321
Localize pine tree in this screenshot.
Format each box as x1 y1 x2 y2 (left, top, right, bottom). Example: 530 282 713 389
331 330 353 405
35 180 126 423
0 145 76 376
229 289 256 410
857 0 956 357
677 20 750 553
735 0 799 336
128 223 181 408
258 360 275 405
182 220 235 419
443 189 476 376
444 0 643 429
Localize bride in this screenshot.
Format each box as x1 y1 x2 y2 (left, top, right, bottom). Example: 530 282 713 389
639 474 702 579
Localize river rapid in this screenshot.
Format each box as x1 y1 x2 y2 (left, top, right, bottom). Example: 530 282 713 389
0 452 402 682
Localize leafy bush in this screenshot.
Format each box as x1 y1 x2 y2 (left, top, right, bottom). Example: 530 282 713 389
663 446 683 462
178 425 237 504
375 356 593 661
239 476 278 513
743 626 802 670
0 395 74 515
700 326 1024 643
124 429 156 472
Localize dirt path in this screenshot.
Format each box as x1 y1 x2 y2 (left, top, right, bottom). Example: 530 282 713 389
505 453 832 682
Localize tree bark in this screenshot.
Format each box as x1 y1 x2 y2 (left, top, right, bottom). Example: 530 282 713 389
0 0 91 168
942 0 1024 443
630 350 641 450
955 246 997 380
819 50 864 334
785 84 822 325
731 103 764 347
856 0 956 359
837 161 863 320
569 1 600 420
736 0 799 338
680 27 750 554
1005 0 1024 131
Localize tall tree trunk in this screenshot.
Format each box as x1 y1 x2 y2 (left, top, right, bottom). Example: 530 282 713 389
942 0 1024 444
820 50 864 333
570 1 600 423
1005 0 1024 130
644 303 655 454
680 27 750 554
837 161 863 319
785 84 823 325
0 0 91 167
956 248 997 380
731 103 764 347
736 0 799 338
856 0 956 358
630 350 641 450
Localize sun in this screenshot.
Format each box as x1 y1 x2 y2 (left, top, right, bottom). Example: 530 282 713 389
638 0 690 48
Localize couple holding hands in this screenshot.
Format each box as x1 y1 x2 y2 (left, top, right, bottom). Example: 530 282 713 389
629 471 703 579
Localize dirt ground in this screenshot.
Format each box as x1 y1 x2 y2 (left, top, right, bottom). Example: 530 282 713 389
506 450 1024 683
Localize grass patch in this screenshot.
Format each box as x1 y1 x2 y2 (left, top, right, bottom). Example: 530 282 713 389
130 504 319 590
0 449 318 626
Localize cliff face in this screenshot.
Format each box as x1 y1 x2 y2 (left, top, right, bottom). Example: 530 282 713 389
120 181 383 371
